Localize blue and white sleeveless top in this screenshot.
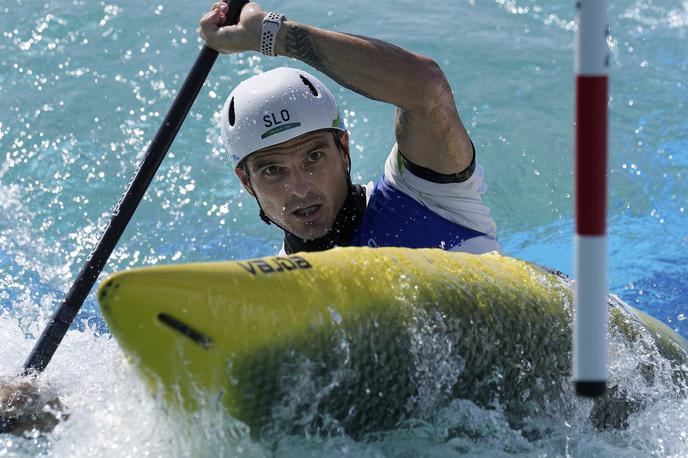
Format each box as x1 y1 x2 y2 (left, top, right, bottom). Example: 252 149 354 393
349 144 499 254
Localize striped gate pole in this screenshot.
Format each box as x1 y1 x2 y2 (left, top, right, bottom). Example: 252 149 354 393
573 0 610 397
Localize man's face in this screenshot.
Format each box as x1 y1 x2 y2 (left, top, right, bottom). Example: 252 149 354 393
236 130 351 240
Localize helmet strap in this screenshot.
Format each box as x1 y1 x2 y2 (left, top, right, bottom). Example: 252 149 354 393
250 184 275 226
258 208 273 226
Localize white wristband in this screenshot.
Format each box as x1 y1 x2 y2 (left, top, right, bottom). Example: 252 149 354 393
260 12 286 57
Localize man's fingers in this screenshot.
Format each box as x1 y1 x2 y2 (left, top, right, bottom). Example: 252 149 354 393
199 8 223 39
199 1 246 53
199 10 214 28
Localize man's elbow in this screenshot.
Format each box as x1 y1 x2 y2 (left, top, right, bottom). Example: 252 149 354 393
411 58 454 114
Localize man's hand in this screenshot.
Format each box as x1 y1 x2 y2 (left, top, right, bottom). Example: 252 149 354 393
0 376 67 435
198 1 266 54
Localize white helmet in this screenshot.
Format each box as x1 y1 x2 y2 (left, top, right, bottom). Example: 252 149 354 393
221 67 345 167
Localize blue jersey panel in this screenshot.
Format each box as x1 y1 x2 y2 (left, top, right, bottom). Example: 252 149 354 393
350 175 486 249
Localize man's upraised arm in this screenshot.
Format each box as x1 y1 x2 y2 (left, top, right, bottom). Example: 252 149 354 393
200 2 474 175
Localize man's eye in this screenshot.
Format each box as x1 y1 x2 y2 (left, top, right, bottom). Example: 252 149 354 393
309 151 323 162
263 165 282 176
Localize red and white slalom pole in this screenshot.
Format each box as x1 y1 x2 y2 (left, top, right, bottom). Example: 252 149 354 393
573 0 609 397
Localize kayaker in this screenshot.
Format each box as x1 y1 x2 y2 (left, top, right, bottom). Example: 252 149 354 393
0 3 503 433
199 2 500 255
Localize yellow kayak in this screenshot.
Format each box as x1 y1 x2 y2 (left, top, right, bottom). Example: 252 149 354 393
97 247 688 435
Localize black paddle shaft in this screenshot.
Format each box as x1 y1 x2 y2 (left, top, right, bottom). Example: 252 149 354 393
20 0 248 375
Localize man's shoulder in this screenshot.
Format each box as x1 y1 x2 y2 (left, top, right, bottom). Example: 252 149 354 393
363 143 497 238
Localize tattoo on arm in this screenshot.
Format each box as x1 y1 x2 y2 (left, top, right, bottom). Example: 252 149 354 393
284 25 323 71
284 24 379 100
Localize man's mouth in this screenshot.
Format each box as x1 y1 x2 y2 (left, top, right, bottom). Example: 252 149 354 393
292 204 322 219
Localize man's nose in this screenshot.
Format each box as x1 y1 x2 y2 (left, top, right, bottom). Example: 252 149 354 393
288 167 313 198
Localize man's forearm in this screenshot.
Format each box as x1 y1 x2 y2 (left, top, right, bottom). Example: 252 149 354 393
275 22 444 111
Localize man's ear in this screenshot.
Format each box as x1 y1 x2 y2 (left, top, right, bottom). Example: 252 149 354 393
339 130 350 153
234 166 255 196
338 130 351 171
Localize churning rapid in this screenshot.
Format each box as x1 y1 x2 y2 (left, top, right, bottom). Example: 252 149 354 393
1 0 687 455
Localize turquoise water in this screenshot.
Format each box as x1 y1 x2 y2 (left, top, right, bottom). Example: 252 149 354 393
1 0 687 455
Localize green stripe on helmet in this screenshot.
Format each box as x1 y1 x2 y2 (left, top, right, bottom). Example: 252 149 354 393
260 122 303 139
